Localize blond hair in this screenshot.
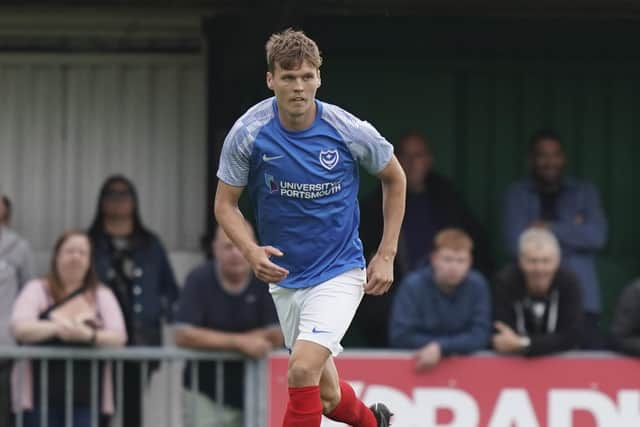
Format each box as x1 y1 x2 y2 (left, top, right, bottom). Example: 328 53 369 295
265 28 322 73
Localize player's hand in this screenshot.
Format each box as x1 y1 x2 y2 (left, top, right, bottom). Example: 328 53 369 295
246 245 290 284
364 252 394 295
234 335 273 359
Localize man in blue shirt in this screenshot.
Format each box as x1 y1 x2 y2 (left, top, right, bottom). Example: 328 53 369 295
214 29 406 427
502 129 607 348
357 132 493 348
175 225 282 427
389 229 491 371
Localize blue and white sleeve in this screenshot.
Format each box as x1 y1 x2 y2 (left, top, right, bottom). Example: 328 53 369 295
216 122 253 187
348 119 394 175
322 103 394 175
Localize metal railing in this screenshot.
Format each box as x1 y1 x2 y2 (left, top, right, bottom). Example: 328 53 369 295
0 346 267 427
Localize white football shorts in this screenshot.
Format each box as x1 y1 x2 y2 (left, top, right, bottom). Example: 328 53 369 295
269 268 366 357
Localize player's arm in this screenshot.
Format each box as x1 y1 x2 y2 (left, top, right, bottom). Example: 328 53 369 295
214 180 289 283
365 155 406 295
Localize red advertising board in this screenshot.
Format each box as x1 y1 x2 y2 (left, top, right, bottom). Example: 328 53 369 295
268 352 640 427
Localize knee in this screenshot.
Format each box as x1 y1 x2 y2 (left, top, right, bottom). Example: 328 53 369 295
320 383 341 414
287 359 323 387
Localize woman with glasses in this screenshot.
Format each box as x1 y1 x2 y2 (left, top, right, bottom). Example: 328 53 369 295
87 175 179 427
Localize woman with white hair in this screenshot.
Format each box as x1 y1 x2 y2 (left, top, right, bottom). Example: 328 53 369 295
492 228 584 356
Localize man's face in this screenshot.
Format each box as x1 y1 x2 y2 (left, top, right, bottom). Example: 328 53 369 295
531 139 565 185
213 228 251 278
519 243 560 296
431 248 472 290
398 136 432 190
266 60 321 120
0 198 6 225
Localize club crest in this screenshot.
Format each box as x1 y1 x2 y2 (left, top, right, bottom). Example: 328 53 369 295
319 149 339 170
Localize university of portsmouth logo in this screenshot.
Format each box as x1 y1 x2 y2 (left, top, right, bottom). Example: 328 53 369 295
265 174 279 193
319 149 339 170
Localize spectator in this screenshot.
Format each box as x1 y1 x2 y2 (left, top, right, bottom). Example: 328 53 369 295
361 131 492 276
0 195 11 226
502 129 607 348
389 229 491 371
610 278 640 356
87 175 179 427
493 228 583 356
175 224 282 427
0 193 35 427
357 132 492 347
11 230 126 427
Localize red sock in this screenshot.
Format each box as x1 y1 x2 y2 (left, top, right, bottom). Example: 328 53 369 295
283 385 323 427
326 380 377 427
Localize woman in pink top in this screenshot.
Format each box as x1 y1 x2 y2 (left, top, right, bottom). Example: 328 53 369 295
11 230 127 427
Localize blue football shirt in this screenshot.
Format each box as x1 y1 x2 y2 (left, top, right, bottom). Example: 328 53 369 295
217 97 393 289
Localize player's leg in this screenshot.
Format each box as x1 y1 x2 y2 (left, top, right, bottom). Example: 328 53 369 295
289 340 331 387
270 285 326 426
283 340 332 427
318 356 341 413
321 357 390 427
274 269 392 426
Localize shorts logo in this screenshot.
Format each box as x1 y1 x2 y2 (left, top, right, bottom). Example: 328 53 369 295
319 149 339 170
265 174 279 193
312 327 331 334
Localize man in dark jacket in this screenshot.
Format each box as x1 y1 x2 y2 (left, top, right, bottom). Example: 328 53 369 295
175 225 282 427
493 228 583 356
502 129 607 348
610 279 640 356
356 132 492 347
361 131 492 276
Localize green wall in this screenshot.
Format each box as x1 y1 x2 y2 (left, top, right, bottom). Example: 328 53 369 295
215 15 640 322
320 58 640 321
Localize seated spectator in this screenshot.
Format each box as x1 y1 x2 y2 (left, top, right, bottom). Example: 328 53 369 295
0 193 35 427
174 224 283 427
493 228 583 356
11 230 126 427
88 175 179 427
610 278 640 356
357 132 492 348
389 229 491 371
502 129 607 348
361 131 493 277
